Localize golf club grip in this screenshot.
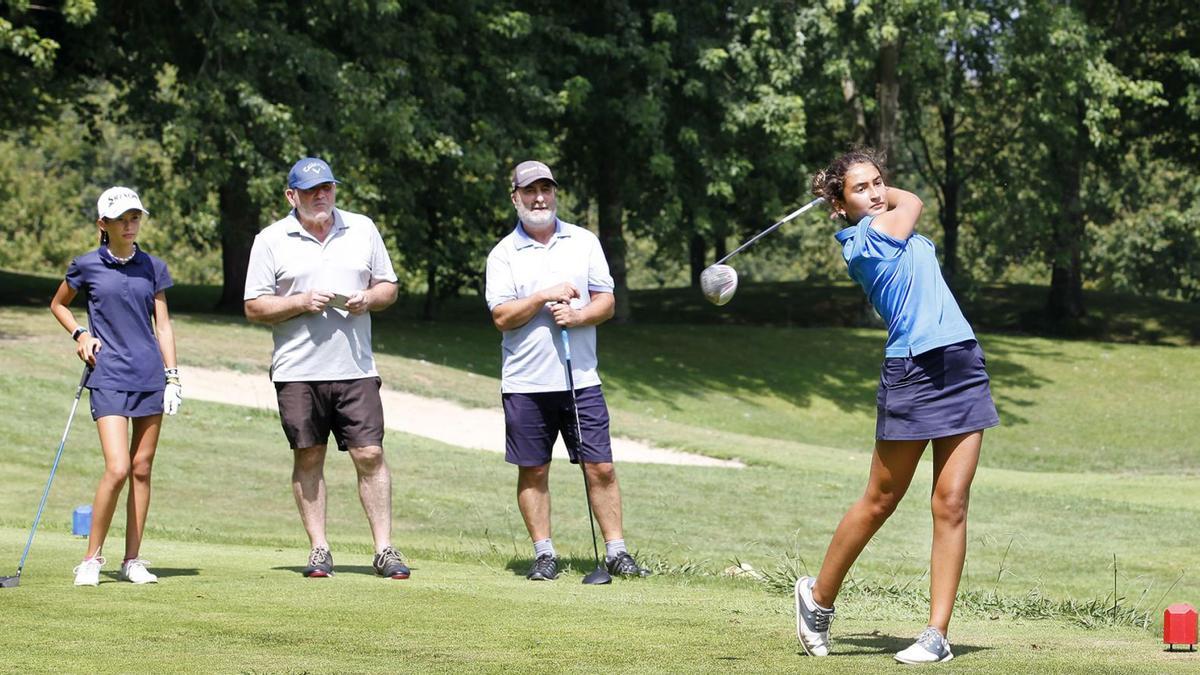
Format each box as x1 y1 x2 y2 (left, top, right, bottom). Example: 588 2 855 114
715 197 825 265
78 365 92 391
560 328 572 362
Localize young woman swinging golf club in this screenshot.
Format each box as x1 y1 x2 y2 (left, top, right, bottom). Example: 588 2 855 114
793 149 999 664
49 186 181 586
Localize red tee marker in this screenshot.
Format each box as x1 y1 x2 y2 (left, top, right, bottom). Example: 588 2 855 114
1164 603 1197 651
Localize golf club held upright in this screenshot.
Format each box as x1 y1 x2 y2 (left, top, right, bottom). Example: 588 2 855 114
559 328 613 585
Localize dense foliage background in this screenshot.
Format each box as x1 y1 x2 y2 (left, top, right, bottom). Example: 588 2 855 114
1 0 1196 320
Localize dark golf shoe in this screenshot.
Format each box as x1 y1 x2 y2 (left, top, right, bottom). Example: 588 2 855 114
526 554 559 581
605 551 650 577
303 547 333 577
373 546 411 580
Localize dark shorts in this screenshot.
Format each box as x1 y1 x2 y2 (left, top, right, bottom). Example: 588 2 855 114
89 388 164 421
274 377 385 452
876 340 1000 441
502 385 613 466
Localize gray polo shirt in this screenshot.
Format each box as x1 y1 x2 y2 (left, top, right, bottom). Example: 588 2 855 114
485 219 614 394
244 208 398 382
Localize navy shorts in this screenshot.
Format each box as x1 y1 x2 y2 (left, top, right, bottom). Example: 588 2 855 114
274 377 385 452
502 385 613 466
876 340 1000 441
89 388 164 421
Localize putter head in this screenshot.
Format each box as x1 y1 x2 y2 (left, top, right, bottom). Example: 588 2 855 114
582 566 612 585
0 575 20 588
700 264 738 306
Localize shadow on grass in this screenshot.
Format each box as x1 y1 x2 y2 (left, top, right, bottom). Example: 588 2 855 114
272 564 411 577
503 556 621 579
146 567 201 579
833 631 989 658
99 567 199 581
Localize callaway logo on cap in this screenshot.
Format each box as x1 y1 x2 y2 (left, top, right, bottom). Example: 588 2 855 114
288 157 341 190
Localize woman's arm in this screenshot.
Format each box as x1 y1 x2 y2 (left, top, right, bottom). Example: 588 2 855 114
871 187 924 241
153 291 177 369
49 281 101 365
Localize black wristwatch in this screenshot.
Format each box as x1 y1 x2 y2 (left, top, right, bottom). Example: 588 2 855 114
72 327 89 341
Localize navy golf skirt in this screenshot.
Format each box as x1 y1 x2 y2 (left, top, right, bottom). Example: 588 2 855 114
89 388 164 421
875 340 1000 441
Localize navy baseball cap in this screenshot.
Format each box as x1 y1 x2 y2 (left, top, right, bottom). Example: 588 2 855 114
287 157 341 190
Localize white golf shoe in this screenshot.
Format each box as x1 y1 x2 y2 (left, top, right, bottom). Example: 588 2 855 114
73 557 105 586
119 558 158 584
894 626 954 664
794 576 835 656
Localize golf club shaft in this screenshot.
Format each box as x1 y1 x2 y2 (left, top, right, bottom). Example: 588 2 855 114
560 329 604 570
714 197 825 266
16 366 90 575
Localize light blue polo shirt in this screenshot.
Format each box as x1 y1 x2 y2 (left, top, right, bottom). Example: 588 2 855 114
244 208 398 382
835 215 975 357
485 219 614 394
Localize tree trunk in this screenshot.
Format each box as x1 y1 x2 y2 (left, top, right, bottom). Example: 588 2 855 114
423 260 438 320
1046 119 1087 320
217 169 260 312
877 39 901 162
423 207 439 320
689 231 705 288
939 104 960 288
597 153 630 322
841 75 868 146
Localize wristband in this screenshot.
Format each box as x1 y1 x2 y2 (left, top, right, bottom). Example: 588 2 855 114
72 326 89 341
165 367 181 385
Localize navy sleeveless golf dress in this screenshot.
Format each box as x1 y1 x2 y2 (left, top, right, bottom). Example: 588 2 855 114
835 216 999 441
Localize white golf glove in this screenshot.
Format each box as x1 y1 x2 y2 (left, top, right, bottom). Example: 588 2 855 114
164 368 182 416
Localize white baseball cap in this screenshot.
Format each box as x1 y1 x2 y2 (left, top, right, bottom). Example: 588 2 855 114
96 186 149 220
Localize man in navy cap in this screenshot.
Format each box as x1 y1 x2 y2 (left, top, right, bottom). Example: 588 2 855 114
244 157 410 580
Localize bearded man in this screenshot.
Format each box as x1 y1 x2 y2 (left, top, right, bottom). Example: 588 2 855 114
483 160 649 581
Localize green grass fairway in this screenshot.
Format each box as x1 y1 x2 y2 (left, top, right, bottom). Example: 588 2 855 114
1 300 1198 672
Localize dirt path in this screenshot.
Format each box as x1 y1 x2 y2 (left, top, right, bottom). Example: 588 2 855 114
186 366 743 469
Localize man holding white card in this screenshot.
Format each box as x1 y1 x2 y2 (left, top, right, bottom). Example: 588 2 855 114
243 157 411 581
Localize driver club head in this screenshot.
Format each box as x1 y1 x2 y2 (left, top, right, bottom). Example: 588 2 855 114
582 567 612 585
700 264 738 306
0 575 20 588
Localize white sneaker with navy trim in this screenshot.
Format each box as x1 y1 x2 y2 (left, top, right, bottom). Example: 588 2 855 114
895 626 954 664
794 576 834 656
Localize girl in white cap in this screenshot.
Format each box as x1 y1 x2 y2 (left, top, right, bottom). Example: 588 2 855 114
49 186 182 586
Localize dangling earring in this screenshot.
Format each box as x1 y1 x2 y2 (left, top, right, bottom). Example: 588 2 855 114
100 230 109 245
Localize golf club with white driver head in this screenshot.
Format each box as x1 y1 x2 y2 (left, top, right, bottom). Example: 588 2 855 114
559 328 613 585
700 197 826 306
1 365 91 589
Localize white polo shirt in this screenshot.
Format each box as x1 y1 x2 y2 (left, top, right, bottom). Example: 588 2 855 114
244 208 398 382
485 219 614 394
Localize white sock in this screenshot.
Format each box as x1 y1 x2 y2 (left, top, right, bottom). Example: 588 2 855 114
533 538 556 559
604 539 626 561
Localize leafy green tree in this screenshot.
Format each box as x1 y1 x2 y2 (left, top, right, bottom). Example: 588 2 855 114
978 0 1164 319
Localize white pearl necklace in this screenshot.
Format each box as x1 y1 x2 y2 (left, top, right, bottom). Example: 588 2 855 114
109 243 138 264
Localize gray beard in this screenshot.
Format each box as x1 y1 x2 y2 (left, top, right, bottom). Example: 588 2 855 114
516 202 556 230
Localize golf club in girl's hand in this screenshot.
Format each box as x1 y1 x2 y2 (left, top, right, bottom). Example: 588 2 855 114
1 366 91 589
700 197 825 306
